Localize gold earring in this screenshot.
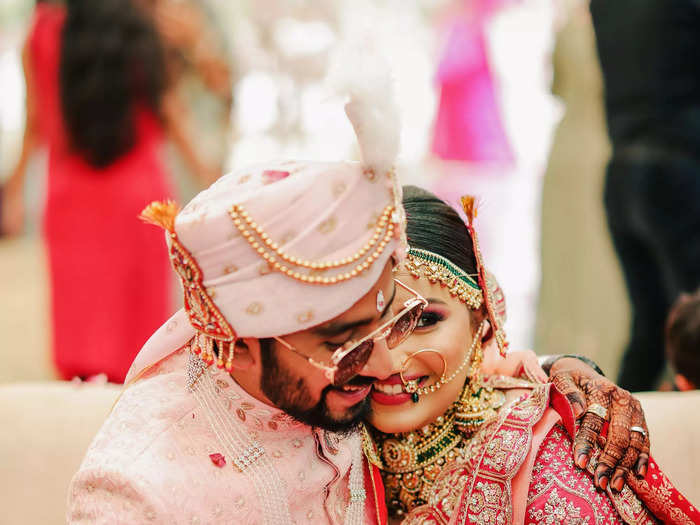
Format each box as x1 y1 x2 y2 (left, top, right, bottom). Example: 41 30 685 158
454 322 506 434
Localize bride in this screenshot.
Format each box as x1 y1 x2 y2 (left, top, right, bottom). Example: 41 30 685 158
362 185 697 524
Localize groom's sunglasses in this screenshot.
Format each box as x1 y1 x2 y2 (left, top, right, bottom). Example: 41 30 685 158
274 280 427 386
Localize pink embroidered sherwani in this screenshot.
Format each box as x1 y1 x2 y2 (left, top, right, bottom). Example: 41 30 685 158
65 42 401 525
67 347 384 524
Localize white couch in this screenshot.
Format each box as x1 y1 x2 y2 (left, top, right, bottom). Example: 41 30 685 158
0 381 121 525
0 382 698 524
635 390 700 502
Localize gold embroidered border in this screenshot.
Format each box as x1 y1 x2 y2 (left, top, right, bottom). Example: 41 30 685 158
527 473 607 524
456 385 551 525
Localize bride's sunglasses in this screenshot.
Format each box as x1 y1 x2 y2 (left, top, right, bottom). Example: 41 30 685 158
274 279 427 386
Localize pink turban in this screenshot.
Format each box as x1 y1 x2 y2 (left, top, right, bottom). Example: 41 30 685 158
127 46 405 382
173 160 403 338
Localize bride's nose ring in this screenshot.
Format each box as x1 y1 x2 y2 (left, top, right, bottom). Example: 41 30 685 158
399 349 447 403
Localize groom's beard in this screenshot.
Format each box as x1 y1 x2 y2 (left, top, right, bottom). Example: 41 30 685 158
259 339 371 434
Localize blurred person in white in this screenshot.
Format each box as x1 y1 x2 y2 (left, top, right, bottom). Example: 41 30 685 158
666 288 700 392
67 48 647 524
591 0 700 392
140 0 234 195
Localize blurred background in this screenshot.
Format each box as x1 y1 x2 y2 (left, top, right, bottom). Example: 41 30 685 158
3 0 700 521
1 0 696 390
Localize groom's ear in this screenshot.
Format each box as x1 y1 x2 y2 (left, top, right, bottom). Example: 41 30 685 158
229 338 257 371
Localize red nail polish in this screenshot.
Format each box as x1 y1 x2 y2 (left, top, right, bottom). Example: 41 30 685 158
576 454 589 468
599 476 609 490
612 477 624 492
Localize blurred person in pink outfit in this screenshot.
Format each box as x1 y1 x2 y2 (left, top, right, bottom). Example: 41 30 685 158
1 0 217 382
432 0 517 164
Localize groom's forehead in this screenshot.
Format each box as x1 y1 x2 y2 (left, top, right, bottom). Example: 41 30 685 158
303 262 397 338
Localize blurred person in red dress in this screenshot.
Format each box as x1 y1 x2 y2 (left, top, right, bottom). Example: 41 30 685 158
1 0 218 382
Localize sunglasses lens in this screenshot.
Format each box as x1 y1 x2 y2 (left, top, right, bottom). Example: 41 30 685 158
386 302 425 348
333 340 374 386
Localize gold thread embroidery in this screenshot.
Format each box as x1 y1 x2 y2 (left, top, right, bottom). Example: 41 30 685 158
333 182 347 197
245 302 263 315
296 310 314 324
527 488 588 525
318 216 338 234
363 167 377 181
280 231 296 245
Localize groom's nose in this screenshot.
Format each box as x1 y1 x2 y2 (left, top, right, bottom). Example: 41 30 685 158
360 337 393 380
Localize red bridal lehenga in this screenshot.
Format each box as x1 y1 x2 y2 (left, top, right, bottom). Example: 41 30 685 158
398 382 699 525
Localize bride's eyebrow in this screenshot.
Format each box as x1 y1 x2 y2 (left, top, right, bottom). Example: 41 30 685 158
427 298 447 305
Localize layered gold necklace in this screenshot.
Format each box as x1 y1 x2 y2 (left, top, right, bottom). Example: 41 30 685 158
363 379 506 520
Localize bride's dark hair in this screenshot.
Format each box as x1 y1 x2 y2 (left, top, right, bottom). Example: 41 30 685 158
59 0 166 167
402 185 478 276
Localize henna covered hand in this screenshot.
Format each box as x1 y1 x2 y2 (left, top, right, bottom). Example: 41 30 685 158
548 357 650 491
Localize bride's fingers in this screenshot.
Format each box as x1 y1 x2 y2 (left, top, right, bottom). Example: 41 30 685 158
597 389 636 490
551 373 587 419
522 353 548 384
574 410 606 470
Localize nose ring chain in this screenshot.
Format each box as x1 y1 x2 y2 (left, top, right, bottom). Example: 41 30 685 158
400 320 487 403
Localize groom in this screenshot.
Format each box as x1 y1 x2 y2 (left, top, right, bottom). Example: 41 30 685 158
67 145 418 523
68 90 648 524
